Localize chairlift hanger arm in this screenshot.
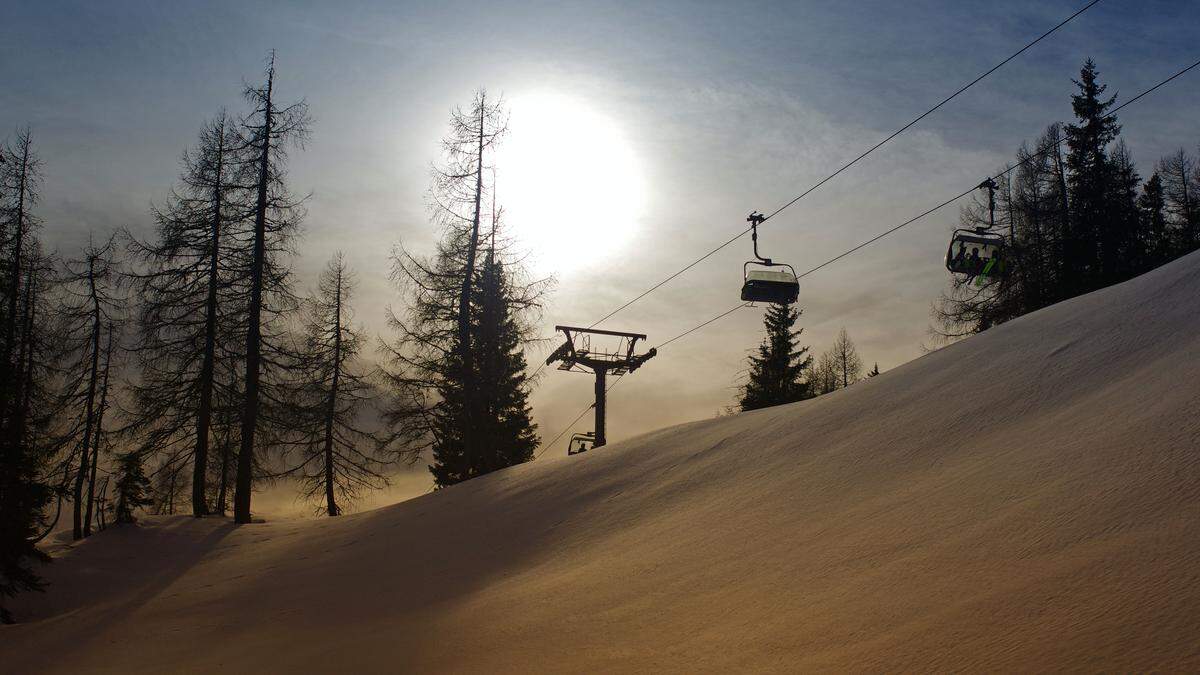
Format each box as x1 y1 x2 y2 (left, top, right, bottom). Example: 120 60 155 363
747 211 770 264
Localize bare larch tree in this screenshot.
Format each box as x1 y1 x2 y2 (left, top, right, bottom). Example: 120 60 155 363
285 253 390 515
58 237 121 540
125 111 247 517
233 53 310 524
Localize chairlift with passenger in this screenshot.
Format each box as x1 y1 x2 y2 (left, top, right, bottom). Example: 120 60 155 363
741 212 800 304
945 228 1006 278
567 431 595 456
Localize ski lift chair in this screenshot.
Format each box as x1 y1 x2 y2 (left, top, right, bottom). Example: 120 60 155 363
568 431 595 456
740 212 800 304
946 228 1006 278
742 265 800 303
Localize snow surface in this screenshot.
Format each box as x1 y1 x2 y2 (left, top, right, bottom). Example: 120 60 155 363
3 251 1200 672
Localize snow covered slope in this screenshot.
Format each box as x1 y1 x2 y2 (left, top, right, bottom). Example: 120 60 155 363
4 251 1200 672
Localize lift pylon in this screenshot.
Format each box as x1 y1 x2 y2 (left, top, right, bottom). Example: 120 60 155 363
545 325 657 449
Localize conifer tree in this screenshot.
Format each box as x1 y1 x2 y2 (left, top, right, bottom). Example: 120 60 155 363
738 303 812 411
1064 59 1120 291
384 96 550 487
452 221 539 476
112 450 153 525
388 210 548 487
433 90 507 481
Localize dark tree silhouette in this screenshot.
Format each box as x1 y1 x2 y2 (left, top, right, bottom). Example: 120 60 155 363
738 303 812 411
443 90 507 395
440 219 541 479
1158 149 1198 253
811 351 839 395
1138 173 1170 267
384 112 551 486
430 90 509 481
1108 140 1142 280
829 327 863 389
1064 59 1121 292
0 130 55 624
58 237 121 541
83 325 116 537
125 112 247 517
233 53 309 524
809 328 864 396
112 449 153 525
285 253 390 516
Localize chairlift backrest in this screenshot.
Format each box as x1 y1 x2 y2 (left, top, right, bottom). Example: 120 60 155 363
742 262 799 304
567 432 595 456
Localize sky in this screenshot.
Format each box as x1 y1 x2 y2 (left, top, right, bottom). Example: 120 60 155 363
2 0 1198 484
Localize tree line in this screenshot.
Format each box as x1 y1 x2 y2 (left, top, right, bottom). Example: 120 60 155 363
0 56 545 622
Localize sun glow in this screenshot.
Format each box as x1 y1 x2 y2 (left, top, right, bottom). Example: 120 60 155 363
495 93 645 274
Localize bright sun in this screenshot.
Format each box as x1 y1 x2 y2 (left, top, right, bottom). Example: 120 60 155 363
495 93 645 274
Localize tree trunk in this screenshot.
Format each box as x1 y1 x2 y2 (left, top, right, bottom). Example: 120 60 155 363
235 63 274 525
192 122 226 518
84 326 113 537
456 95 486 473
72 257 102 540
322 268 343 517
3 135 29 368
216 429 230 516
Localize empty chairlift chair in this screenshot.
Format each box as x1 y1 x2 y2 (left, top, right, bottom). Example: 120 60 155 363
742 265 800 304
741 212 800 304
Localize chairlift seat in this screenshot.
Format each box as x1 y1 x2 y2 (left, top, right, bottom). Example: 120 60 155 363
946 229 1006 277
567 431 595 456
741 267 799 304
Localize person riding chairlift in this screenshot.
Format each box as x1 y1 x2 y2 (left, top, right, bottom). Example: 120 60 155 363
952 242 967 267
968 247 982 274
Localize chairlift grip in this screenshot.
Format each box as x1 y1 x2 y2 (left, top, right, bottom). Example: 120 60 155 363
747 211 771 265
